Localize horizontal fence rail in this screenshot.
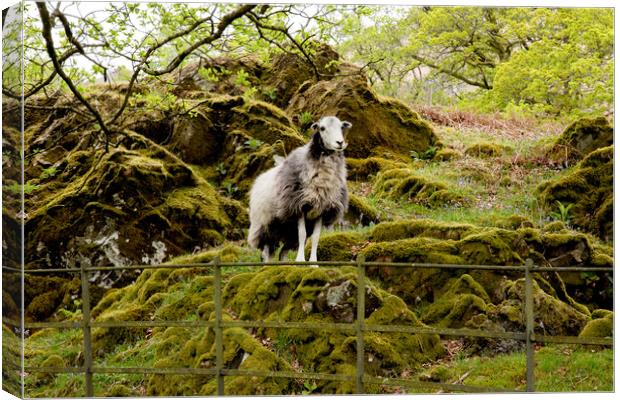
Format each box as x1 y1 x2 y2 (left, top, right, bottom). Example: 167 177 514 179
2 259 613 396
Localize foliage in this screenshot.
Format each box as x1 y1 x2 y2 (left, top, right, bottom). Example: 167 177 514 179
299 111 314 127
5 182 40 195
244 138 264 150
410 145 438 161
550 201 574 225
335 7 613 117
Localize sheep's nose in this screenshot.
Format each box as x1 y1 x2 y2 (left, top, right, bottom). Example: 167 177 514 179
336 140 343 147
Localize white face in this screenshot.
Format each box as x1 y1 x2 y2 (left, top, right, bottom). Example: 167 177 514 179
312 116 352 152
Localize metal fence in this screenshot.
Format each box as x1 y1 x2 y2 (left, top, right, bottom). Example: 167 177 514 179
2 258 614 396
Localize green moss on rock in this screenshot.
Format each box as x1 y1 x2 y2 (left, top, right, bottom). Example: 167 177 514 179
464 142 511 158
287 75 440 158
432 148 461 162
346 194 382 226
537 145 612 240
546 117 613 166
370 219 475 242
372 168 466 208
304 231 367 261
346 157 406 181
88 265 445 395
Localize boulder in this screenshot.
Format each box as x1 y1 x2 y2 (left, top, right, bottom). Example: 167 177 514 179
287 75 440 158
537 145 613 241
25 138 247 291
546 117 613 167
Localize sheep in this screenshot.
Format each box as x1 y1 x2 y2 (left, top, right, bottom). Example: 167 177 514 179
248 116 352 263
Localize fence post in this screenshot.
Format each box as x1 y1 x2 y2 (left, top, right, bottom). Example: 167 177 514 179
355 254 366 394
524 258 535 392
80 264 94 397
213 256 224 396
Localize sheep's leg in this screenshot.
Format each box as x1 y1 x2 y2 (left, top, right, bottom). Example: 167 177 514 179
308 218 322 266
295 216 307 262
261 245 270 262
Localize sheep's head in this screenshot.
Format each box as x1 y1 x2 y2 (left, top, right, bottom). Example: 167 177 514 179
312 116 352 152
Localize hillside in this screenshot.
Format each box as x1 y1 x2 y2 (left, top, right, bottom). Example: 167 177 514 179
2 43 613 396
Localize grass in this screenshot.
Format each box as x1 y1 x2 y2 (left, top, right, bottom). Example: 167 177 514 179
445 344 614 392
23 325 613 396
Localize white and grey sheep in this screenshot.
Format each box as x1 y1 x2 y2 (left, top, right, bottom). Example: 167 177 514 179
248 116 352 263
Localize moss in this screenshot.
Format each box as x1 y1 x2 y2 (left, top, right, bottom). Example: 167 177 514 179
287 75 440 158
35 354 66 382
105 384 133 397
422 293 488 328
494 215 535 230
537 145 612 240
85 264 444 395
427 189 472 208
503 279 590 336
362 237 463 265
579 312 613 338
166 244 244 264
25 140 246 290
546 116 613 166
346 157 406 180
457 228 525 266
420 365 451 382
346 194 382 226
370 219 475 242
590 309 612 319
464 142 511 158
304 231 367 261
432 148 461 162
543 221 567 232
421 275 491 328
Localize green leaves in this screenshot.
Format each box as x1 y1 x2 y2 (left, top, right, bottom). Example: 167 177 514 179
550 201 574 225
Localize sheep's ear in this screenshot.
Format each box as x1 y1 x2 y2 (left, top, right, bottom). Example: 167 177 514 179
311 122 318 131
341 121 352 129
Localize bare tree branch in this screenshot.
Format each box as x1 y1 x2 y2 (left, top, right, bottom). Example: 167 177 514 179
36 2 112 150
142 4 256 76
409 53 492 89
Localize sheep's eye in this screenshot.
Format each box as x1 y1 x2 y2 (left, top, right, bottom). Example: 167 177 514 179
320 126 325 131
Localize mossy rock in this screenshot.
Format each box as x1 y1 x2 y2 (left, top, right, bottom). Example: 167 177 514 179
24 138 247 302
464 142 511 158
372 168 465 207
264 42 342 109
35 354 67 383
546 116 613 166
84 265 444 395
104 383 134 397
345 194 382 226
432 148 461 162
346 157 406 181
421 274 491 328
421 273 590 340
287 75 440 158
362 220 611 310
304 231 367 261
537 145 612 241
370 219 475 242
579 312 613 338
502 279 590 336
542 221 567 232
494 215 535 230
165 95 304 166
